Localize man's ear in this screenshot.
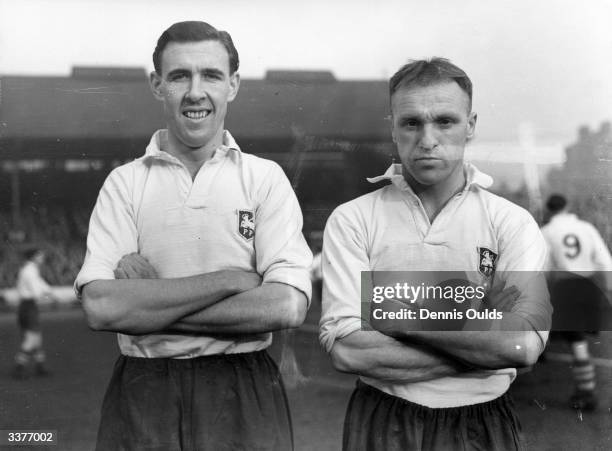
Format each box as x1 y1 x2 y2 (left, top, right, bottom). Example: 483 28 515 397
227 72 240 102
467 112 477 139
149 71 164 101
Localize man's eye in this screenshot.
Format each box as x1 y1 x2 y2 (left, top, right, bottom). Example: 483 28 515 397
170 74 188 81
402 120 419 128
437 118 454 127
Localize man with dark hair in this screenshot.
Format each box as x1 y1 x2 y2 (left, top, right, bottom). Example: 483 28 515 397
542 194 612 411
13 248 55 379
321 58 551 450
76 21 311 450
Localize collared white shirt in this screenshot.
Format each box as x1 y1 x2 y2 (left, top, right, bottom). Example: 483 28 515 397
17 261 51 301
76 130 312 358
541 212 612 287
320 163 550 408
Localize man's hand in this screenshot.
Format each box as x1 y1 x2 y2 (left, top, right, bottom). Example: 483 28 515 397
114 253 158 279
482 284 520 311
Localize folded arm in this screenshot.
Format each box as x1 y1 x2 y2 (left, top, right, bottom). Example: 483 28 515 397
81 269 260 334
330 330 468 383
168 282 307 334
372 284 546 369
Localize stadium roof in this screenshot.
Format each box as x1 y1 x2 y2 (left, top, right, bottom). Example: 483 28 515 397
0 68 391 159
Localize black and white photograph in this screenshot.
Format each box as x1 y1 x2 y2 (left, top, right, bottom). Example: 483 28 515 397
1 0 611 449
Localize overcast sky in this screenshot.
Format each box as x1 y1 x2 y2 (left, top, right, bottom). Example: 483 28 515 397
1 0 611 146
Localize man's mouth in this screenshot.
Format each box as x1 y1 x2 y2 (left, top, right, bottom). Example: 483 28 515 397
183 109 211 120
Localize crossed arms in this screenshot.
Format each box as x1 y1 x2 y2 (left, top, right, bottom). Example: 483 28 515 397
82 254 307 335
321 208 551 383
78 161 311 336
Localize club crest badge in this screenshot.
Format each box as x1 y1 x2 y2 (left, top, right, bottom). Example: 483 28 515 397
477 247 498 278
238 209 255 241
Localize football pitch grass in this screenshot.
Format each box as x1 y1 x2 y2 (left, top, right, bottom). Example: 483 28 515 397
1 308 611 451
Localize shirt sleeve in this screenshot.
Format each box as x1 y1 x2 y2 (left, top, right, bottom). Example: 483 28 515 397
320 205 370 353
496 208 552 343
74 168 139 297
588 224 612 290
254 162 313 302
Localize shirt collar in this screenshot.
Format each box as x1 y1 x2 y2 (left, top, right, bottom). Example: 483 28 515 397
550 211 576 222
367 162 493 192
143 129 242 163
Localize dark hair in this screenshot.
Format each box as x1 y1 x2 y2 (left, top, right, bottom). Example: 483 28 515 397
546 194 567 213
389 57 473 110
24 248 43 261
153 21 239 74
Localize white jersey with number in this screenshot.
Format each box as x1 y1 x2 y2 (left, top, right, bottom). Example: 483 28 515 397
541 212 612 281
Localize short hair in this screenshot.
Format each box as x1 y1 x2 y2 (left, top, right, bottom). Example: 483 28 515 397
546 194 567 213
24 248 43 261
153 21 239 74
389 57 473 110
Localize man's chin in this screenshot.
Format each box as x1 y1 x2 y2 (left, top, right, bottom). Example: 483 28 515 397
178 133 214 150
409 169 446 186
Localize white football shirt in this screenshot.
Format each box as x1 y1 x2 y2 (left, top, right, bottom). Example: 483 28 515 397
541 212 612 284
320 163 550 408
76 130 312 358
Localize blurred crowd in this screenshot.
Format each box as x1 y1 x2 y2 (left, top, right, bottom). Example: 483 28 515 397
1 206 88 287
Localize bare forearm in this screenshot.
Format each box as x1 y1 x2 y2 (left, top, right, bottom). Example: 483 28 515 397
395 328 544 369
374 307 546 369
330 330 467 383
167 283 308 334
82 270 259 334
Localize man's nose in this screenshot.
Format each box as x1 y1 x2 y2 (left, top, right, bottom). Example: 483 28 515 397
418 124 438 150
186 75 206 102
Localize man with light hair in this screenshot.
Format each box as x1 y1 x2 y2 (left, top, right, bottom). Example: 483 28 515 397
321 58 551 450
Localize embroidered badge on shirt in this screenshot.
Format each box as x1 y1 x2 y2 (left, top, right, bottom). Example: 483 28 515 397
238 209 255 241
477 247 498 277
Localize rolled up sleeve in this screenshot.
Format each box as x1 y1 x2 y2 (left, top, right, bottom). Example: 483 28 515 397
320 206 370 353
497 210 552 344
254 162 313 302
74 169 138 297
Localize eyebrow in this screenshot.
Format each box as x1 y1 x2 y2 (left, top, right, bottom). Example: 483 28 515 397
398 111 463 121
166 68 226 79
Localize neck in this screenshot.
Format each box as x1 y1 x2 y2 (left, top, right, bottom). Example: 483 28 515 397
404 165 466 221
163 128 225 177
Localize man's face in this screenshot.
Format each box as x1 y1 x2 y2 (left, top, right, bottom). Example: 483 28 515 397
391 81 476 187
150 40 240 150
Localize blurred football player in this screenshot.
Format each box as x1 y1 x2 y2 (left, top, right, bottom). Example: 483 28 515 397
542 194 612 411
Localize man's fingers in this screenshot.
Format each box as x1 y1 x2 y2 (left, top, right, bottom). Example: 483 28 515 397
114 267 129 279
115 253 158 279
486 285 520 311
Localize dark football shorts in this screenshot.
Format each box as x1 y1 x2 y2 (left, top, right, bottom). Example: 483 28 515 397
343 380 523 451
17 299 40 331
95 350 293 451
550 275 605 338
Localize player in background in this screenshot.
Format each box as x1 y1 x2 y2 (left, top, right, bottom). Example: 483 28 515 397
76 21 311 450
13 248 55 379
541 194 612 411
320 58 551 450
